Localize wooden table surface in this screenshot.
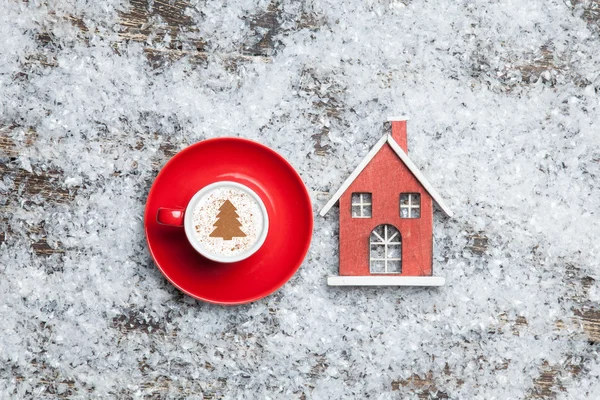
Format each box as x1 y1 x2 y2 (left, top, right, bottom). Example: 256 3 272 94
1 1 599 398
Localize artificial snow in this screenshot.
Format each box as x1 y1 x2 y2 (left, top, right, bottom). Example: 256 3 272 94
1 0 600 398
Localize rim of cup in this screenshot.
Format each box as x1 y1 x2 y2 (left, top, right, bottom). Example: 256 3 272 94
183 181 269 263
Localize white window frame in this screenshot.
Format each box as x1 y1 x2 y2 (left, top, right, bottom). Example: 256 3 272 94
400 193 421 219
351 193 372 218
369 224 402 274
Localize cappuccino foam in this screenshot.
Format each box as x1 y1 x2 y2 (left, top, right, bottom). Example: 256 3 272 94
191 185 264 258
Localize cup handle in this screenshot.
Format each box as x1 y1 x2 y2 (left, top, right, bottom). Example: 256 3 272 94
157 208 185 227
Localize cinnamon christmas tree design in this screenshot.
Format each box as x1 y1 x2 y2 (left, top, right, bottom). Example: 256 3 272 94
209 199 246 240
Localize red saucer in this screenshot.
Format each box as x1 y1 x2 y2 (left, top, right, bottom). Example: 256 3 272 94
144 138 313 305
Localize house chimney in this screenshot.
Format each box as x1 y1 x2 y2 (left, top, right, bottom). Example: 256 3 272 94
387 116 408 153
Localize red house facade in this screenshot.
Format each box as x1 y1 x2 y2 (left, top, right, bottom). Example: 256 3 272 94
320 118 452 286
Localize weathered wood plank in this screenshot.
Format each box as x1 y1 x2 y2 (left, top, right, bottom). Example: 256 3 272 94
111 306 178 336
571 0 600 32
0 136 18 158
390 308 597 398
0 223 65 258
142 47 271 67
495 43 591 89
118 0 324 67
0 125 37 159
5 2 600 398
528 358 584 399
392 371 449 399
0 163 73 203
118 0 203 46
296 68 345 156
573 309 600 344
0 129 73 256
243 0 283 57
466 232 488 255
4 128 599 397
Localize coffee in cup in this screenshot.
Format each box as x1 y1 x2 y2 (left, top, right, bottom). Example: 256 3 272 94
157 181 269 263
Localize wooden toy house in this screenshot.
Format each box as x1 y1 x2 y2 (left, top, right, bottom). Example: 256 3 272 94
320 117 453 286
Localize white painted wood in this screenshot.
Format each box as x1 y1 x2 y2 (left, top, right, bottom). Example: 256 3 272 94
327 275 446 286
319 134 388 216
386 136 454 217
386 115 410 121
369 224 402 273
319 132 453 218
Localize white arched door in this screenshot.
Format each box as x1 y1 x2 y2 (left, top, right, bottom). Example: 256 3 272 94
369 224 402 273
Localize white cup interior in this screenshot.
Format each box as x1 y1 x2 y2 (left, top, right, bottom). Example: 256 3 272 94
183 181 269 263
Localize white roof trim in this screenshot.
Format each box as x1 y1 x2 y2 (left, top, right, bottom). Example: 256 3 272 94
327 275 445 286
319 134 453 218
386 136 453 217
319 134 388 217
387 115 410 121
